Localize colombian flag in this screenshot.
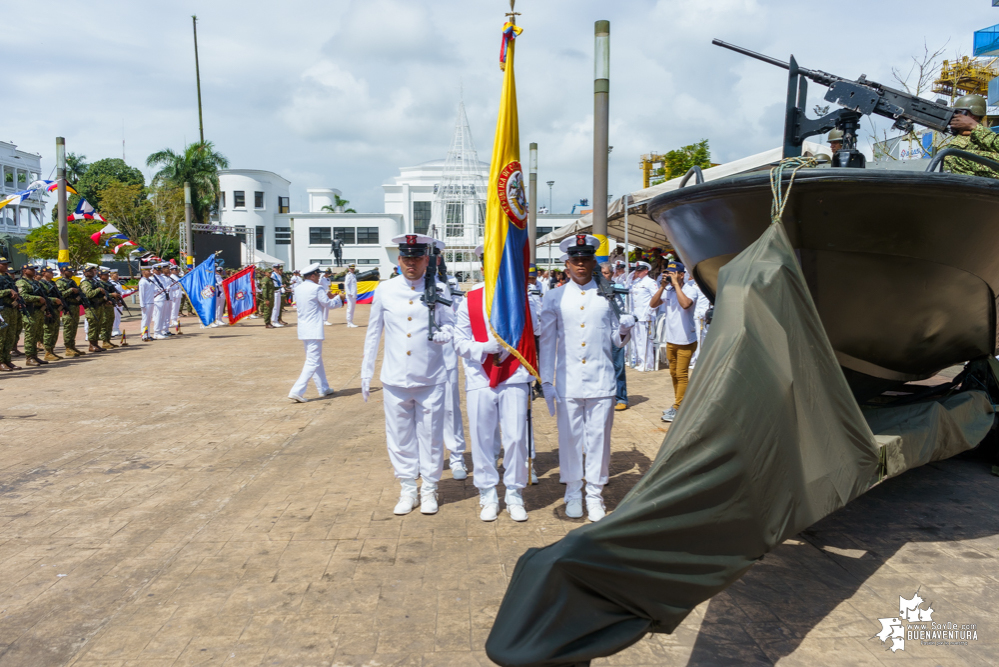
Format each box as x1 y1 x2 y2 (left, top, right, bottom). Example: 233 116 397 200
482 20 538 383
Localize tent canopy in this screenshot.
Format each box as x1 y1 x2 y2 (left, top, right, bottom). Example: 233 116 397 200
537 141 827 251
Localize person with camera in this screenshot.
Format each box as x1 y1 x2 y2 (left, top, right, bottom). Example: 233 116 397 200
650 260 700 422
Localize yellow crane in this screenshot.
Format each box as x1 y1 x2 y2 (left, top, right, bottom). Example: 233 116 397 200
932 55 999 101
640 153 665 189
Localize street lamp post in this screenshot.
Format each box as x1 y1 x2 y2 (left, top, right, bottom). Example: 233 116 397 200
546 180 554 213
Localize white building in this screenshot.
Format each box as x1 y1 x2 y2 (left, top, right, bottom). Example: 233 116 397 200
217 169 292 264
1 142 45 261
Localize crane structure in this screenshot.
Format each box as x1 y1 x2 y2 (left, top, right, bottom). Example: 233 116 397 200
932 56 999 101
640 153 666 189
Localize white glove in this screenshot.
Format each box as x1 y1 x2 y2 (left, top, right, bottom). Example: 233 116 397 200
542 383 557 417
619 314 637 332
361 378 371 403
482 338 503 355
431 326 453 345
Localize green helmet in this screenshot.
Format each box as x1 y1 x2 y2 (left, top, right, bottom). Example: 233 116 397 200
954 94 987 118
828 128 844 143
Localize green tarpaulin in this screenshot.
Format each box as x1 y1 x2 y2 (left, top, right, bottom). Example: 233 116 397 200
486 221 994 667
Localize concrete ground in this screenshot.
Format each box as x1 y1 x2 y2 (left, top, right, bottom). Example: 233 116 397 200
0 304 996 666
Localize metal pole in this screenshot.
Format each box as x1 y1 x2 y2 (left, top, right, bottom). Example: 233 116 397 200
592 20 610 262
528 142 538 266
547 180 554 212
184 182 194 268
56 137 68 266
623 193 630 270
192 15 205 144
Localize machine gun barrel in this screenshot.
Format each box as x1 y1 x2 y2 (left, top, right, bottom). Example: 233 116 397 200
711 39 835 85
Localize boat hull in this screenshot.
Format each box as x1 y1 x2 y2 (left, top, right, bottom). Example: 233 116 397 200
647 168 999 381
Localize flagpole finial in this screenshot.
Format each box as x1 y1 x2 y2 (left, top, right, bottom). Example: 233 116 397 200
506 0 520 25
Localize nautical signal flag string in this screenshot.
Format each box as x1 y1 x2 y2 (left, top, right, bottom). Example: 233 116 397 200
0 179 77 211
482 19 538 384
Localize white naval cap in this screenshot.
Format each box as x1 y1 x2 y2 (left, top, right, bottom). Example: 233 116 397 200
301 262 322 276
559 233 600 257
391 233 444 257
474 244 484 258
560 253 569 262
635 261 652 271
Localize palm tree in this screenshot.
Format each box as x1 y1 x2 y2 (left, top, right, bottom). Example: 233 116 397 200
146 141 229 224
320 194 357 213
65 153 88 185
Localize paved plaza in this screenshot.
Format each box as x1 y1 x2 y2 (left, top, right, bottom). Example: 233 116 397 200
0 304 997 666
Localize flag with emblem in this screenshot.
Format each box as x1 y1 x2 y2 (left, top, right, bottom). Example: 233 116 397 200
223 264 256 325
481 18 538 384
179 254 217 326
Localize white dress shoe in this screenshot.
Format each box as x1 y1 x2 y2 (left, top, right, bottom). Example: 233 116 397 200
420 488 438 514
507 504 528 522
586 499 606 522
451 460 467 480
274 323 285 328
480 503 499 522
565 499 584 519
320 388 336 397
324 321 332 326
394 495 418 515
153 334 168 340
288 393 308 403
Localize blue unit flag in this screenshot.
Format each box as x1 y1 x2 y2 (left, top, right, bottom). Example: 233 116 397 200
179 254 218 326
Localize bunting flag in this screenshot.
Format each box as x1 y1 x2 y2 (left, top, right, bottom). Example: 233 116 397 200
179 254 217 326
223 265 257 324
113 241 137 254
499 21 522 70
70 198 106 222
481 20 538 385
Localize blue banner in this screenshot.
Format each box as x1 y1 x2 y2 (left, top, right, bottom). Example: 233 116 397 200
180 254 217 326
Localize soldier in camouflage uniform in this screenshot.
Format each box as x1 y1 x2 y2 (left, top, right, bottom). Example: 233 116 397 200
38 266 66 361
0 256 24 370
57 265 87 357
80 264 108 353
943 94 999 179
260 267 275 328
97 268 119 349
15 264 53 366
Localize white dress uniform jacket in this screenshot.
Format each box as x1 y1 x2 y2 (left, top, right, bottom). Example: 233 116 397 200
150 272 170 335
630 274 659 371
290 280 340 398
344 271 358 325
138 276 156 336
167 274 183 325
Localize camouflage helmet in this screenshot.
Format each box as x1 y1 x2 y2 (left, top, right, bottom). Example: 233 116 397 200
828 128 845 143
954 94 987 118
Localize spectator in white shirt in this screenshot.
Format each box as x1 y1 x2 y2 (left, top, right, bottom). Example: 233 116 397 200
649 260 699 422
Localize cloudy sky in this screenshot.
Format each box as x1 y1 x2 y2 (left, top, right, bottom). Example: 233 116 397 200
5 0 993 215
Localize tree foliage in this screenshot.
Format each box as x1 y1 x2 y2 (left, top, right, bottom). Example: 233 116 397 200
146 141 229 224
651 140 712 186
77 158 145 210
17 220 103 265
66 152 89 185
320 194 357 213
142 185 185 261
99 181 155 244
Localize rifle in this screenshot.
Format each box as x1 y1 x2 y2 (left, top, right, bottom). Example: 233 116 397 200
421 247 452 340
594 268 627 318
712 39 955 166
31 281 60 324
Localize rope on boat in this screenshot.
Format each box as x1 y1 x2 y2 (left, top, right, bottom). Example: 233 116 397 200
769 156 817 225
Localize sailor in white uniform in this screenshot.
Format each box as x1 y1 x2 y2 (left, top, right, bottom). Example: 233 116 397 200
360 234 456 516
452 258 535 523
319 270 333 325
270 263 285 328
109 270 124 336
169 266 183 327
442 274 468 480
149 263 172 339
138 266 156 341
288 263 340 402
630 261 658 372
344 264 358 327
540 234 635 522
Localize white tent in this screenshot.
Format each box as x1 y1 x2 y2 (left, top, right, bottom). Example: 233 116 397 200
537 141 828 252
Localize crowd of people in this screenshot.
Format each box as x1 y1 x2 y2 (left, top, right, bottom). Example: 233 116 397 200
284 233 712 525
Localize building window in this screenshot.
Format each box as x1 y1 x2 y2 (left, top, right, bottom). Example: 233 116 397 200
357 258 379 265
275 226 291 245
333 227 355 244
536 226 553 238
356 227 379 245
255 226 264 251
341 258 356 265
310 227 332 245
234 191 245 208
278 196 290 214
309 259 333 266
413 201 431 235
221 192 226 209
445 203 463 238
254 191 264 209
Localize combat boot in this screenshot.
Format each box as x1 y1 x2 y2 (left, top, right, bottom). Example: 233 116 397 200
25 356 46 366
11 348 23 357
101 341 113 350
105 340 119 348
43 349 63 361
64 348 82 358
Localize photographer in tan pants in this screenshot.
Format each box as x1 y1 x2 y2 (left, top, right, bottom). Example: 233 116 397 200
650 260 701 423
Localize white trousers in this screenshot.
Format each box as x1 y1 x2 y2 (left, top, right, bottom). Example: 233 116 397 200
171 294 182 325
556 395 614 501
346 295 356 324
140 305 153 336
290 339 329 398
467 382 529 493
444 367 466 459
216 292 225 322
153 298 169 335
112 306 122 334
270 293 281 325
382 382 445 484
633 321 656 371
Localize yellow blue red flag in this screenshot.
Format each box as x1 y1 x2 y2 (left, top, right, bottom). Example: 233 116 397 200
481 20 538 383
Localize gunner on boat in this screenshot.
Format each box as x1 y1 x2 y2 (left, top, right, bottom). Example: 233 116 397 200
944 94 999 180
